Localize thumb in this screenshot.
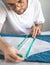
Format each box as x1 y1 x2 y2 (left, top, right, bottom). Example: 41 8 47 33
15 50 19 54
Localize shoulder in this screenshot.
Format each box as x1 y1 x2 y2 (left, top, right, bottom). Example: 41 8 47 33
0 1 7 15
29 0 41 9
0 1 7 24
31 0 41 7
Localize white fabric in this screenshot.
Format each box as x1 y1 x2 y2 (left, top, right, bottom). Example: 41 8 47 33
0 0 45 34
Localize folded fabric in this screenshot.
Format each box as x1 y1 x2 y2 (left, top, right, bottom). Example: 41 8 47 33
36 35 50 42
0 33 50 63
25 51 50 63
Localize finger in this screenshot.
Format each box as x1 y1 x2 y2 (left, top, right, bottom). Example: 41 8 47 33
10 52 24 61
32 27 39 38
32 27 36 38
30 26 35 36
32 28 35 37
15 50 19 54
34 28 38 37
5 58 22 63
37 29 41 35
10 54 18 60
5 54 23 63
5 55 15 62
15 60 23 63
7 56 16 62
30 29 33 35
15 55 24 63
16 55 24 61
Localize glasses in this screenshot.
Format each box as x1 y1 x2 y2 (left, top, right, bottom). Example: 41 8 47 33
7 0 21 4
7 0 22 9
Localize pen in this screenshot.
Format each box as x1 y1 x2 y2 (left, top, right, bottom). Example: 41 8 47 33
17 54 23 58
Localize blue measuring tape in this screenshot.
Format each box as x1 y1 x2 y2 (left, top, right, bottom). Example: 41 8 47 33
0 33 35 58
25 38 35 58
16 34 35 58
16 34 30 50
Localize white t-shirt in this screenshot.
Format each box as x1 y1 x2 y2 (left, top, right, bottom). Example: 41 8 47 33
0 0 45 34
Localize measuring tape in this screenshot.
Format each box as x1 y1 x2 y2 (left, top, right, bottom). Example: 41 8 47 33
16 34 30 50
25 38 35 58
0 33 35 58
16 34 35 58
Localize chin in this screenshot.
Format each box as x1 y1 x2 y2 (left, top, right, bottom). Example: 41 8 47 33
16 11 24 15
15 9 26 15
16 12 24 15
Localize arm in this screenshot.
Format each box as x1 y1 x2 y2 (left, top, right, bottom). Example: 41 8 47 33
0 23 24 62
0 1 24 62
30 0 45 38
0 23 10 52
30 23 43 38
0 23 11 52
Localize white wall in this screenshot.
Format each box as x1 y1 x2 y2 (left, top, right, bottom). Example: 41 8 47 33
40 0 50 31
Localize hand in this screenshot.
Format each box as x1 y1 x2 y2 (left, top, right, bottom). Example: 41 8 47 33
4 46 24 63
30 24 43 38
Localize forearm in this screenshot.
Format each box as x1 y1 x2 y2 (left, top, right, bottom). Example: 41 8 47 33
0 37 10 52
0 23 8 52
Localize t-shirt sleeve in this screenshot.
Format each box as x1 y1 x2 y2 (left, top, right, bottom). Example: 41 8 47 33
0 2 7 25
34 0 45 24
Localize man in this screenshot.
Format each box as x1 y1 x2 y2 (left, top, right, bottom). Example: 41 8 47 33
0 0 45 62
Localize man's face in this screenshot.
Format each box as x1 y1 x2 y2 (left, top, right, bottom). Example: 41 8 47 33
6 0 28 14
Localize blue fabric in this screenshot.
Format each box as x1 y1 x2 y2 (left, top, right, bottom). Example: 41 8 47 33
36 35 50 42
24 51 50 63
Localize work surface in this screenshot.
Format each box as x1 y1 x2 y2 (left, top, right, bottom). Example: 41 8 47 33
0 32 50 65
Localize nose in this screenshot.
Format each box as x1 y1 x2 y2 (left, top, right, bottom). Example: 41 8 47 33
16 2 24 7
16 3 21 7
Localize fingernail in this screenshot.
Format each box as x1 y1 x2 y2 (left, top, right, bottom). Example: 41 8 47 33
32 35 35 38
